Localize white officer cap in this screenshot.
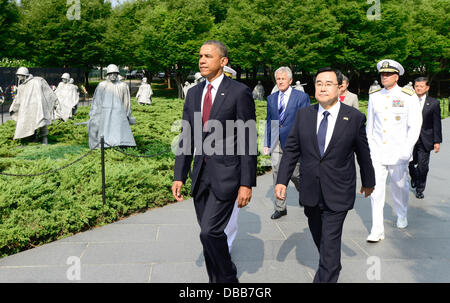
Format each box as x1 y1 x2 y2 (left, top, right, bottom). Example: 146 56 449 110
377 59 404 76
223 66 236 78
194 72 203 81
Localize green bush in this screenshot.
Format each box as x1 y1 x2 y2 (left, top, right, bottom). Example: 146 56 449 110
0 97 270 257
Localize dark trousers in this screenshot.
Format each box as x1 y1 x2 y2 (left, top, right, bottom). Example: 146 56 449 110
304 196 348 283
193 163 239 283
408 140 430 194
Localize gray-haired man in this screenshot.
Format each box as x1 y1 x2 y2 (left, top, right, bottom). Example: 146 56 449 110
264 67 310 219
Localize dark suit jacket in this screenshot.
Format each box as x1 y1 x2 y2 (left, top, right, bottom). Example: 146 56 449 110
174 75 257 201
276 103 376 212
418 96 442 151
265 89 310 152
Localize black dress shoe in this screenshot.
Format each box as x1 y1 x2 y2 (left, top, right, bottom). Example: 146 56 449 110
271 210 287 219
411 179 416 188
416 192 424 199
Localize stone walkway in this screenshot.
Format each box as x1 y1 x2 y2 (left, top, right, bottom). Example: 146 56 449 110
0 119 449 283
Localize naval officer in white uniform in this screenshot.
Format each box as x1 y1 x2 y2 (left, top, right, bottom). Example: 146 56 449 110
366 59 422 242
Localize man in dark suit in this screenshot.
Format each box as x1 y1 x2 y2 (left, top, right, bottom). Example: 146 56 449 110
264 66 310 219
172 40 257 283
409 77 442 199
275 67 375 283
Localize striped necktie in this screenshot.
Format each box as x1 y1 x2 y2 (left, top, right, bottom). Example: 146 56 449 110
317 111 330 157
279 92 286 125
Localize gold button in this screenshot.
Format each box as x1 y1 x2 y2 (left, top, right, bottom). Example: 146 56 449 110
384 118 387 121
385 107 388 110
383 141 386 144
383 130 386 133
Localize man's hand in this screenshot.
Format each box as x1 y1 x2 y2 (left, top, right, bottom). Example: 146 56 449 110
237 186 252 208
275 184 287 201
360 186 375 198
172 181 184 202
434 143 440 153
263 147 270 155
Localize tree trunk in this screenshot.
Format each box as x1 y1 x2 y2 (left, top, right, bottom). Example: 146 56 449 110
252 67 257 81
175 72 183 99
100 66 103 80
84 70 89 87
237 66 241 80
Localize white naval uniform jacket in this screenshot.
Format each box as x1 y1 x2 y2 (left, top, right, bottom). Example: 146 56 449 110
366 84 422 165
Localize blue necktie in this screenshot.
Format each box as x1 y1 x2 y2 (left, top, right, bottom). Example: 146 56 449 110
279 92 286 125
317 111 330 157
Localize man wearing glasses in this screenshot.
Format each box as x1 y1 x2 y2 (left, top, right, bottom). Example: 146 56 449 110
366 60 422 242
275 67 375 282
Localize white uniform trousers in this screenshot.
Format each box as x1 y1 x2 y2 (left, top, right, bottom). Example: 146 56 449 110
370 161 409 234
224 201 239 252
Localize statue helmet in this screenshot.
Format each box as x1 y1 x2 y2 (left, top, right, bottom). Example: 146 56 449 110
16 67 30 76
69 78 74 84
142 77 147 83
106 64 120 75
61 73 70 80
194 72 203 81
118 75 123 81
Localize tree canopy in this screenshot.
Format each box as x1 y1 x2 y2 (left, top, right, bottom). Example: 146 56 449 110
2 0 449 93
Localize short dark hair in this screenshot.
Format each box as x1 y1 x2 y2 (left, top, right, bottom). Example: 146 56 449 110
202 40 228 58
313 67 343 86
414 77 429 86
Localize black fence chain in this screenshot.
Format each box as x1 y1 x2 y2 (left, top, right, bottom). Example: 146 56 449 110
0 142 100 177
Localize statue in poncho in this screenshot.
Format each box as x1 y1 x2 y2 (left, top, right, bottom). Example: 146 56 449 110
369 80 381 94
88 64 136 149
9 67 57 144
293 80 305 92
182 81 190 99
136 77 152 105
69 78 80 115
54 73 79 121
252 80 265 100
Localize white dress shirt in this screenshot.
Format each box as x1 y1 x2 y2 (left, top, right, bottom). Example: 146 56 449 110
278 86 292 110
317 100 341 154
418 95 426 111
200 73 224 114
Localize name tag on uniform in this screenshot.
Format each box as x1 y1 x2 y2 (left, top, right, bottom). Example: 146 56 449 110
392 99 404 107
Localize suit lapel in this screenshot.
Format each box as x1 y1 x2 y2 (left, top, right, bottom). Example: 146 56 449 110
422 96 431 116
194 81 206 113
282 90 297 122
322 104 350 159
311 104 321 156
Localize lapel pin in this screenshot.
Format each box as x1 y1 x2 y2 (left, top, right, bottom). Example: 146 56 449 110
343 117 349 120
221 93 225 96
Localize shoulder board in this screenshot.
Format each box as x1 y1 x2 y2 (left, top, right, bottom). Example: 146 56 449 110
401 87 415 96
369 87 381 94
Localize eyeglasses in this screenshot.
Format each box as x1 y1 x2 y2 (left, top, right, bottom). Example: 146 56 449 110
315 82 339 88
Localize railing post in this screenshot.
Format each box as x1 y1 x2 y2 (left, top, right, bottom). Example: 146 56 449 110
101 136 106 214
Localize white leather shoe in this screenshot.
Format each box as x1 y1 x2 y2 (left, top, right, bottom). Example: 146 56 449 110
397 216 408 229
366 232 385 243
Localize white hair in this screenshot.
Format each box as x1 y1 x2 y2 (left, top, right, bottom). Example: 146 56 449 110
274 67 293 80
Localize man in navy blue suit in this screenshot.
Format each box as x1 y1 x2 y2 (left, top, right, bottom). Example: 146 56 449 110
275 67 375 282
264 66 310 219
172 40 257 283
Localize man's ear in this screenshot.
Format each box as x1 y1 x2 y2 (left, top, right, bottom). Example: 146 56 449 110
221 57 229 67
